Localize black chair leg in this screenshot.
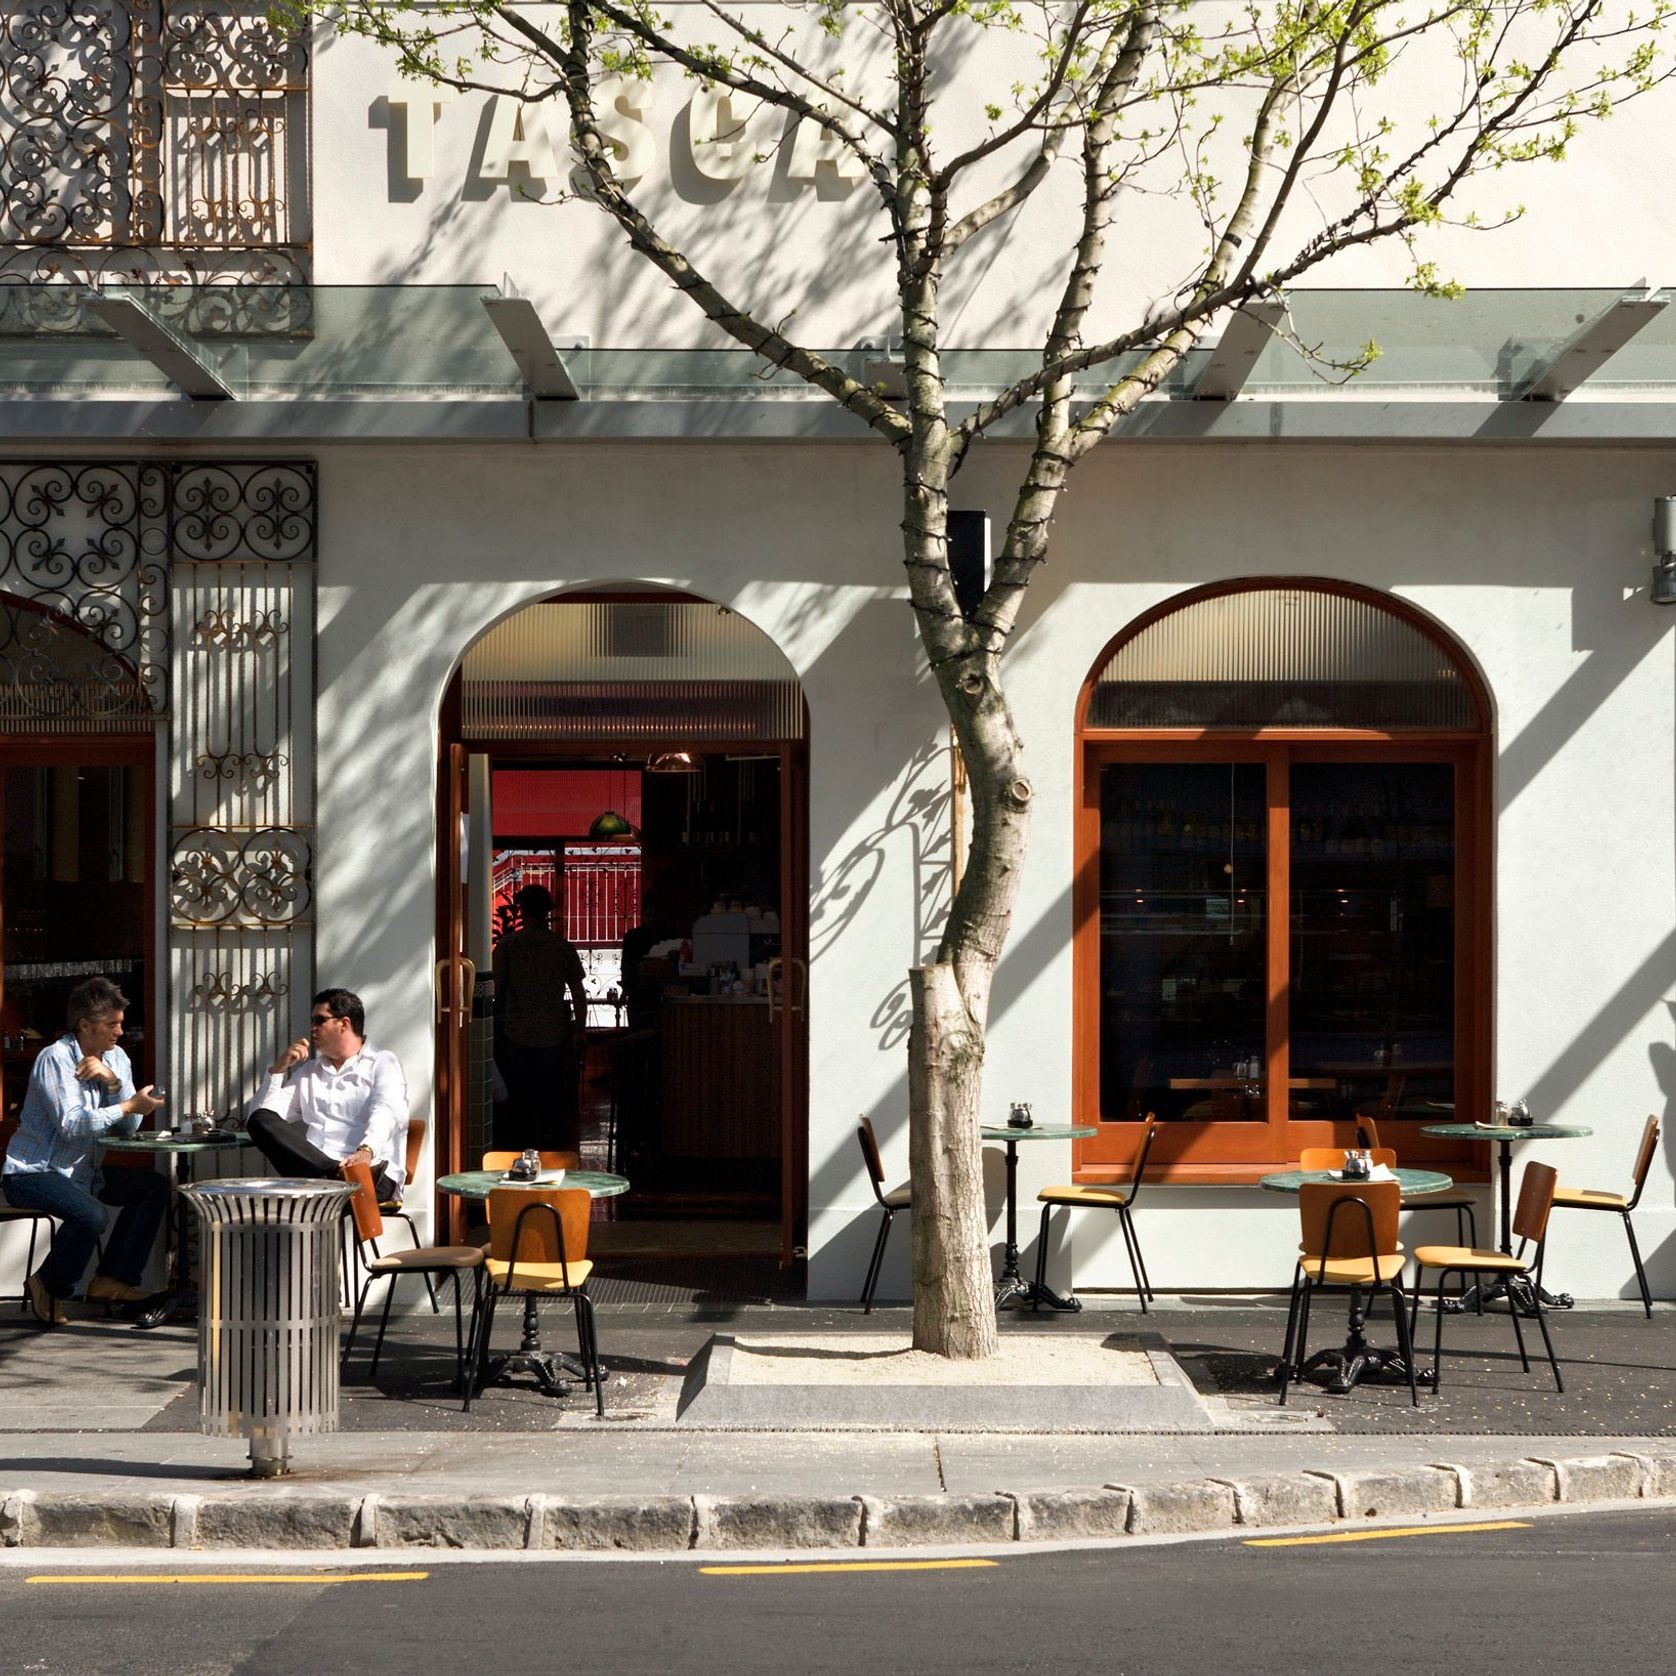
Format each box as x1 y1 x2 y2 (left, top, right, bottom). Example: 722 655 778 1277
576 1290 604 1417
1389 1280 1419 1407
1117 1209 1148 1314
1032 1205 1053 1304
1294 1273 1315 1378
458 1271 484 1409
1530 1291 1564 1393
1623 1213 1652 1319
1431 1271 1449 1391
1127 1209 1156 1303
1505 1277 1530 1372
342 1276 372 1372
370 1275 399 1378
1277 1268 1304 1405
861 1207 892 1313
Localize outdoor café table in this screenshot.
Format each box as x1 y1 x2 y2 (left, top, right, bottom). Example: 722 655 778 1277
978 1123 1097 1312
1420 1120 1591 1310
1259 1166 1455 1394
97 1128 253 1310
438 1168 627 1396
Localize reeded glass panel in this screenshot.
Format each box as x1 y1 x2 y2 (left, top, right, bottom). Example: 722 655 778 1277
1099 763 1267 1123
462 601 803 741
1288 762 1456 1123
1089 588 1474 730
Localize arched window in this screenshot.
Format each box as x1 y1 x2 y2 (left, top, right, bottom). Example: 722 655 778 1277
1074 580 1490 1181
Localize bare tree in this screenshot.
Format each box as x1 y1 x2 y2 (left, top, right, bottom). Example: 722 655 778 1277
283 0 1671 1357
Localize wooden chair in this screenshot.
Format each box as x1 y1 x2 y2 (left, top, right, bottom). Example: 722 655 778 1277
375 1117 439 1313
1279 1180 1417 1407
339 1160 485 1408
469 1186 604 1416
1408 1161 1564 1393
1550 1115 1660 1318
1328 1127 1482 1258
857 1115 910 1313
1033 1114 1159 1312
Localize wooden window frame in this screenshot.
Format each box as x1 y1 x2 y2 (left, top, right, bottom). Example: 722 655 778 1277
1072 583 1491 1187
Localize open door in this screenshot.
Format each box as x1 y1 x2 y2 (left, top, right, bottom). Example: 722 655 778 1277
435 747 495 1240
778 740 810 1267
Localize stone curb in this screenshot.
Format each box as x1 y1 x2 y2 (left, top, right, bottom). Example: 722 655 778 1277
1 1452 1671 1552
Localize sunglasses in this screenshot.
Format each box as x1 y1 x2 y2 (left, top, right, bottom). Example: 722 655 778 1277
309 1013 335 1027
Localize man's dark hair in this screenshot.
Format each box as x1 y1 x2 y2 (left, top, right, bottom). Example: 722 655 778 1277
514 884 554 919
313 987 365 1037
67 976 129 1030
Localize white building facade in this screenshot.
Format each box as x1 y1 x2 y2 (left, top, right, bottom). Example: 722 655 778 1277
0 6 1671 1308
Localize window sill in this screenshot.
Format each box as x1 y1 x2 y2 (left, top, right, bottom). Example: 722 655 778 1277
1073 1161 1491 1188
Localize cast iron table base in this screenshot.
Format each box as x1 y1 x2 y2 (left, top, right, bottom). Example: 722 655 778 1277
993 1139 1080 1313
1277 1287 1434 1395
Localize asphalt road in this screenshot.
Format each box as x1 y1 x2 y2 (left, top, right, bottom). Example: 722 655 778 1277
4 1508 1672 1675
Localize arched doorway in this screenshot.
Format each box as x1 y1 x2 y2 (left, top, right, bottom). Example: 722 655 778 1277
0 599 158 1129
435 590 809 1279
1073 579 1491 1182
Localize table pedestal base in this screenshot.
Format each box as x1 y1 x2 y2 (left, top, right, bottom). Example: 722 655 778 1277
995 1271 1082 1313
1441 1275 1574 1315
1288 1340 1431 1396
479 1295 588 1398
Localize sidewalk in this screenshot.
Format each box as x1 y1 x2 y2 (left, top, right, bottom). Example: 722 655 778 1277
2 1294 1672 1550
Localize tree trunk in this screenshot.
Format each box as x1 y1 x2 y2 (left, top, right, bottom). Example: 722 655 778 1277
908 962 998 1358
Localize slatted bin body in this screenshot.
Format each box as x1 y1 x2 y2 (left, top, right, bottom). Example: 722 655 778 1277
182 1179 355 1458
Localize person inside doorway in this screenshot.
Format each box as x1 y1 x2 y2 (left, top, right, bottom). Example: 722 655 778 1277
2 976 169 1326
246 987 408 1201
493 881 588 1153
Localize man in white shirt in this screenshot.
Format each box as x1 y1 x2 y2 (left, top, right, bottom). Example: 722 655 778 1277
246 988 408 1201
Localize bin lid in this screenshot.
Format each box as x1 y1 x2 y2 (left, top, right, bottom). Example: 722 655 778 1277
182 1177 358 1224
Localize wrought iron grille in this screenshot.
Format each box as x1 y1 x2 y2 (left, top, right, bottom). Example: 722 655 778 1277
0 2 310 312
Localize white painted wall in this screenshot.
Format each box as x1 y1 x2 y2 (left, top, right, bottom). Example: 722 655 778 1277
315 15 1676 346
304 438 1675 1306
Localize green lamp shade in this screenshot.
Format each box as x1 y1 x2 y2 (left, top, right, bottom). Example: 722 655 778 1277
589 809 634 839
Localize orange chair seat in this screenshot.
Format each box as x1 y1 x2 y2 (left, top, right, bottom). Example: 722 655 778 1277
1551 1186 1627 1211
368 1246 483 1274
1301 1252 1407 1285
485 1255 593 1291
1412 1245 1525 1271
1038 1183 1132 1209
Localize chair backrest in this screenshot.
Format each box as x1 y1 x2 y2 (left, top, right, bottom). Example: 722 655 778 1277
1125 1113 1160 1199
341 1158 384 1243
1354 1112 1385 1150
857 1116 888 1199
481 1149 582 1173
1298 1146 1397 1173
1298 1181 1400 1262
486 1186 591 1285
1511 1161 1558 1245
403 1117 426 1186
1627 1114 1661 1207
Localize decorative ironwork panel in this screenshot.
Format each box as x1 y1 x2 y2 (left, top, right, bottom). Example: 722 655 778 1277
0 2 310 313
0 461 168 729
168 932 305 1119
164 463 314 1114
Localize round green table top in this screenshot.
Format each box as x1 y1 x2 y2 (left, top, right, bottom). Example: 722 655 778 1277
100 1130 252 1154
1420 1123 1591 1142
979 1124 1098 1143
437 1169 629 1201
1259 1167 1455 1196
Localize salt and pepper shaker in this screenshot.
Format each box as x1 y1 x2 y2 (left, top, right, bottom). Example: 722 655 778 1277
1007 1101 1034 1130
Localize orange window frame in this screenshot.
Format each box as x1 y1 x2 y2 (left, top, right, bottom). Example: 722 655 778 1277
1071 589 1491 1187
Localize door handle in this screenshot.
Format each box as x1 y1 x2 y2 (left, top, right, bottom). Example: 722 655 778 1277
766 957 782 1022
459 957 476 1013
790 957 808 1020
434 960 451 1025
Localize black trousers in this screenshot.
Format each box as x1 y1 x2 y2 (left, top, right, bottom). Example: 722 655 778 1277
247 1108 399 1203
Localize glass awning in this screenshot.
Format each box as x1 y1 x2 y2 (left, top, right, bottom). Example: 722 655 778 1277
3 282 1676 404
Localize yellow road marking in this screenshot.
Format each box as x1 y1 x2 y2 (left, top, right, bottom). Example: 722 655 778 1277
1246 1520 1530 1548
702 1558 998 1576
27 1571 429 1586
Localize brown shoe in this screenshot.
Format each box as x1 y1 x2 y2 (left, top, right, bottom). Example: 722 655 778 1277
26 1271 67 1326
85 1274 150 1305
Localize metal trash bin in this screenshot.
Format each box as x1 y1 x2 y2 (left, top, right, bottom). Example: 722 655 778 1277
181 1178 357 1478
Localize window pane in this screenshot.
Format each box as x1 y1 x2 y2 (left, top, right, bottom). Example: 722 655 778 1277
1090 588 1474 730
1288 763 1455 1123
1099 764 1267 1123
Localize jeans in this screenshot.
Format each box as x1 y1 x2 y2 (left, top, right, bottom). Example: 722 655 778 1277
3 1166 170 1299
247 1108 398 1202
